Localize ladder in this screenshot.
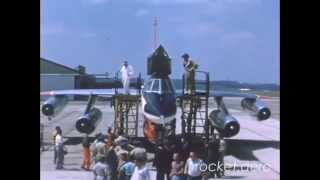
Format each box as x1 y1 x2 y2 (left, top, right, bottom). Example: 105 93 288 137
180 71 210 140
113 94 140 137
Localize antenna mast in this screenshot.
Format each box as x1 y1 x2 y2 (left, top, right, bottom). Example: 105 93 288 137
153 17 159 50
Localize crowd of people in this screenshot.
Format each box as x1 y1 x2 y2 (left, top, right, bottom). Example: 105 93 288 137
53 126 225 180
52 127 150 180
89 128 151 180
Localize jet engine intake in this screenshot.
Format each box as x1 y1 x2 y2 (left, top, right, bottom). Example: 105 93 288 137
75 108 102 134
241 98 271 121
41 95 68 117
209 110 240 138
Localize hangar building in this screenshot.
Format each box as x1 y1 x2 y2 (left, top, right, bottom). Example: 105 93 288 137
40 58 85 99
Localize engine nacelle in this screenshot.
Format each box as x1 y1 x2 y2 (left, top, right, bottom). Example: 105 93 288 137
209 110 240 138
41 95 68 117
241 98 271 121
75 108 102 134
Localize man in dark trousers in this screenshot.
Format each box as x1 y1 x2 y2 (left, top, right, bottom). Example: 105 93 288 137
55 127 64 169
180 138 191 163
217 138 226 178
207 137 220 178
105 143 119 180
52 126 61 164
153 144 173 180
207 134 226 178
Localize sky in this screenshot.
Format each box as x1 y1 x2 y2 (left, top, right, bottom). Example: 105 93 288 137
41 0 279 84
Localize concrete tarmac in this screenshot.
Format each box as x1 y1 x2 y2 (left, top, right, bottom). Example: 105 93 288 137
40 97 279 180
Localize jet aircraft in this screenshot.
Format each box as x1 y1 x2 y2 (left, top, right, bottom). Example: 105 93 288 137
41 45 271 146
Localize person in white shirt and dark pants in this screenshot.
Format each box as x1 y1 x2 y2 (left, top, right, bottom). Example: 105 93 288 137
93 154 109 180
55 127 64 169
184 152 205 180
119 61 134 94
131 151 150 180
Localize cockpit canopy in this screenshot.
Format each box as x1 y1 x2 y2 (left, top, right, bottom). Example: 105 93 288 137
143 78 175 94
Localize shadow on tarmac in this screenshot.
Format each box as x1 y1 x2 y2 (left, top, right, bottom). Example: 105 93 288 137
226 139 279 161
63 137 96 145
59 168 83 171
222 176 246 179
63 163 80 166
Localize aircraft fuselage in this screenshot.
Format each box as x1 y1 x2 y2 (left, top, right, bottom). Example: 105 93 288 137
141 75 177 144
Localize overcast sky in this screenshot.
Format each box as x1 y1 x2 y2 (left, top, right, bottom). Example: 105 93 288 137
41 0 279 84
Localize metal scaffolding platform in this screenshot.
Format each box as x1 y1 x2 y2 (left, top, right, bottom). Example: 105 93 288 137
179 71 210 140
113 94 140 137
180 95 209 135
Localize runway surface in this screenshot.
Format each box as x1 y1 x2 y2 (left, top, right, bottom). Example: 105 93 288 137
40 97 280 180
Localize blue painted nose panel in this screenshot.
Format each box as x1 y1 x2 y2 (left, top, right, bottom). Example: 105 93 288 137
144 92 176 117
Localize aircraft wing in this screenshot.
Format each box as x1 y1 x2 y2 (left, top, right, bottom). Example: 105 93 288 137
210 90 258 99
176 89 271 121
175 89 258 99
40 89 140 97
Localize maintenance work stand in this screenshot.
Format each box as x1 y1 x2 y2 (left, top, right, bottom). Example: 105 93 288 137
111 73 142 139
178 71 225 177
112 94 140 137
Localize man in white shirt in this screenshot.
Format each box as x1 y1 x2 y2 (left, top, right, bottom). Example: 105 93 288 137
184 152 205 180
55 127 65 169
93 154 109 180
119 61 134 94
131 151 150 180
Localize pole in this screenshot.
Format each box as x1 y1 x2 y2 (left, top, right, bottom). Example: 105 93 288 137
153 17 159 50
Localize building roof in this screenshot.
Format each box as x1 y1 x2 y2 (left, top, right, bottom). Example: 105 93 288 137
41 58 82 74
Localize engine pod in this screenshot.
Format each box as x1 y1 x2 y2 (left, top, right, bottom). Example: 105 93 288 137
241 98 271 121
209 110 240 138
42 95 68 117
75 108 102 134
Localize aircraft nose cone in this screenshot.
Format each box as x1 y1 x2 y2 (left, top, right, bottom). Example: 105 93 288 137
144 93 176 118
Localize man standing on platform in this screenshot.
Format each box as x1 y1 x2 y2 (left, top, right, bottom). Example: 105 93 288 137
182 53 198 94
120 61 135 94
